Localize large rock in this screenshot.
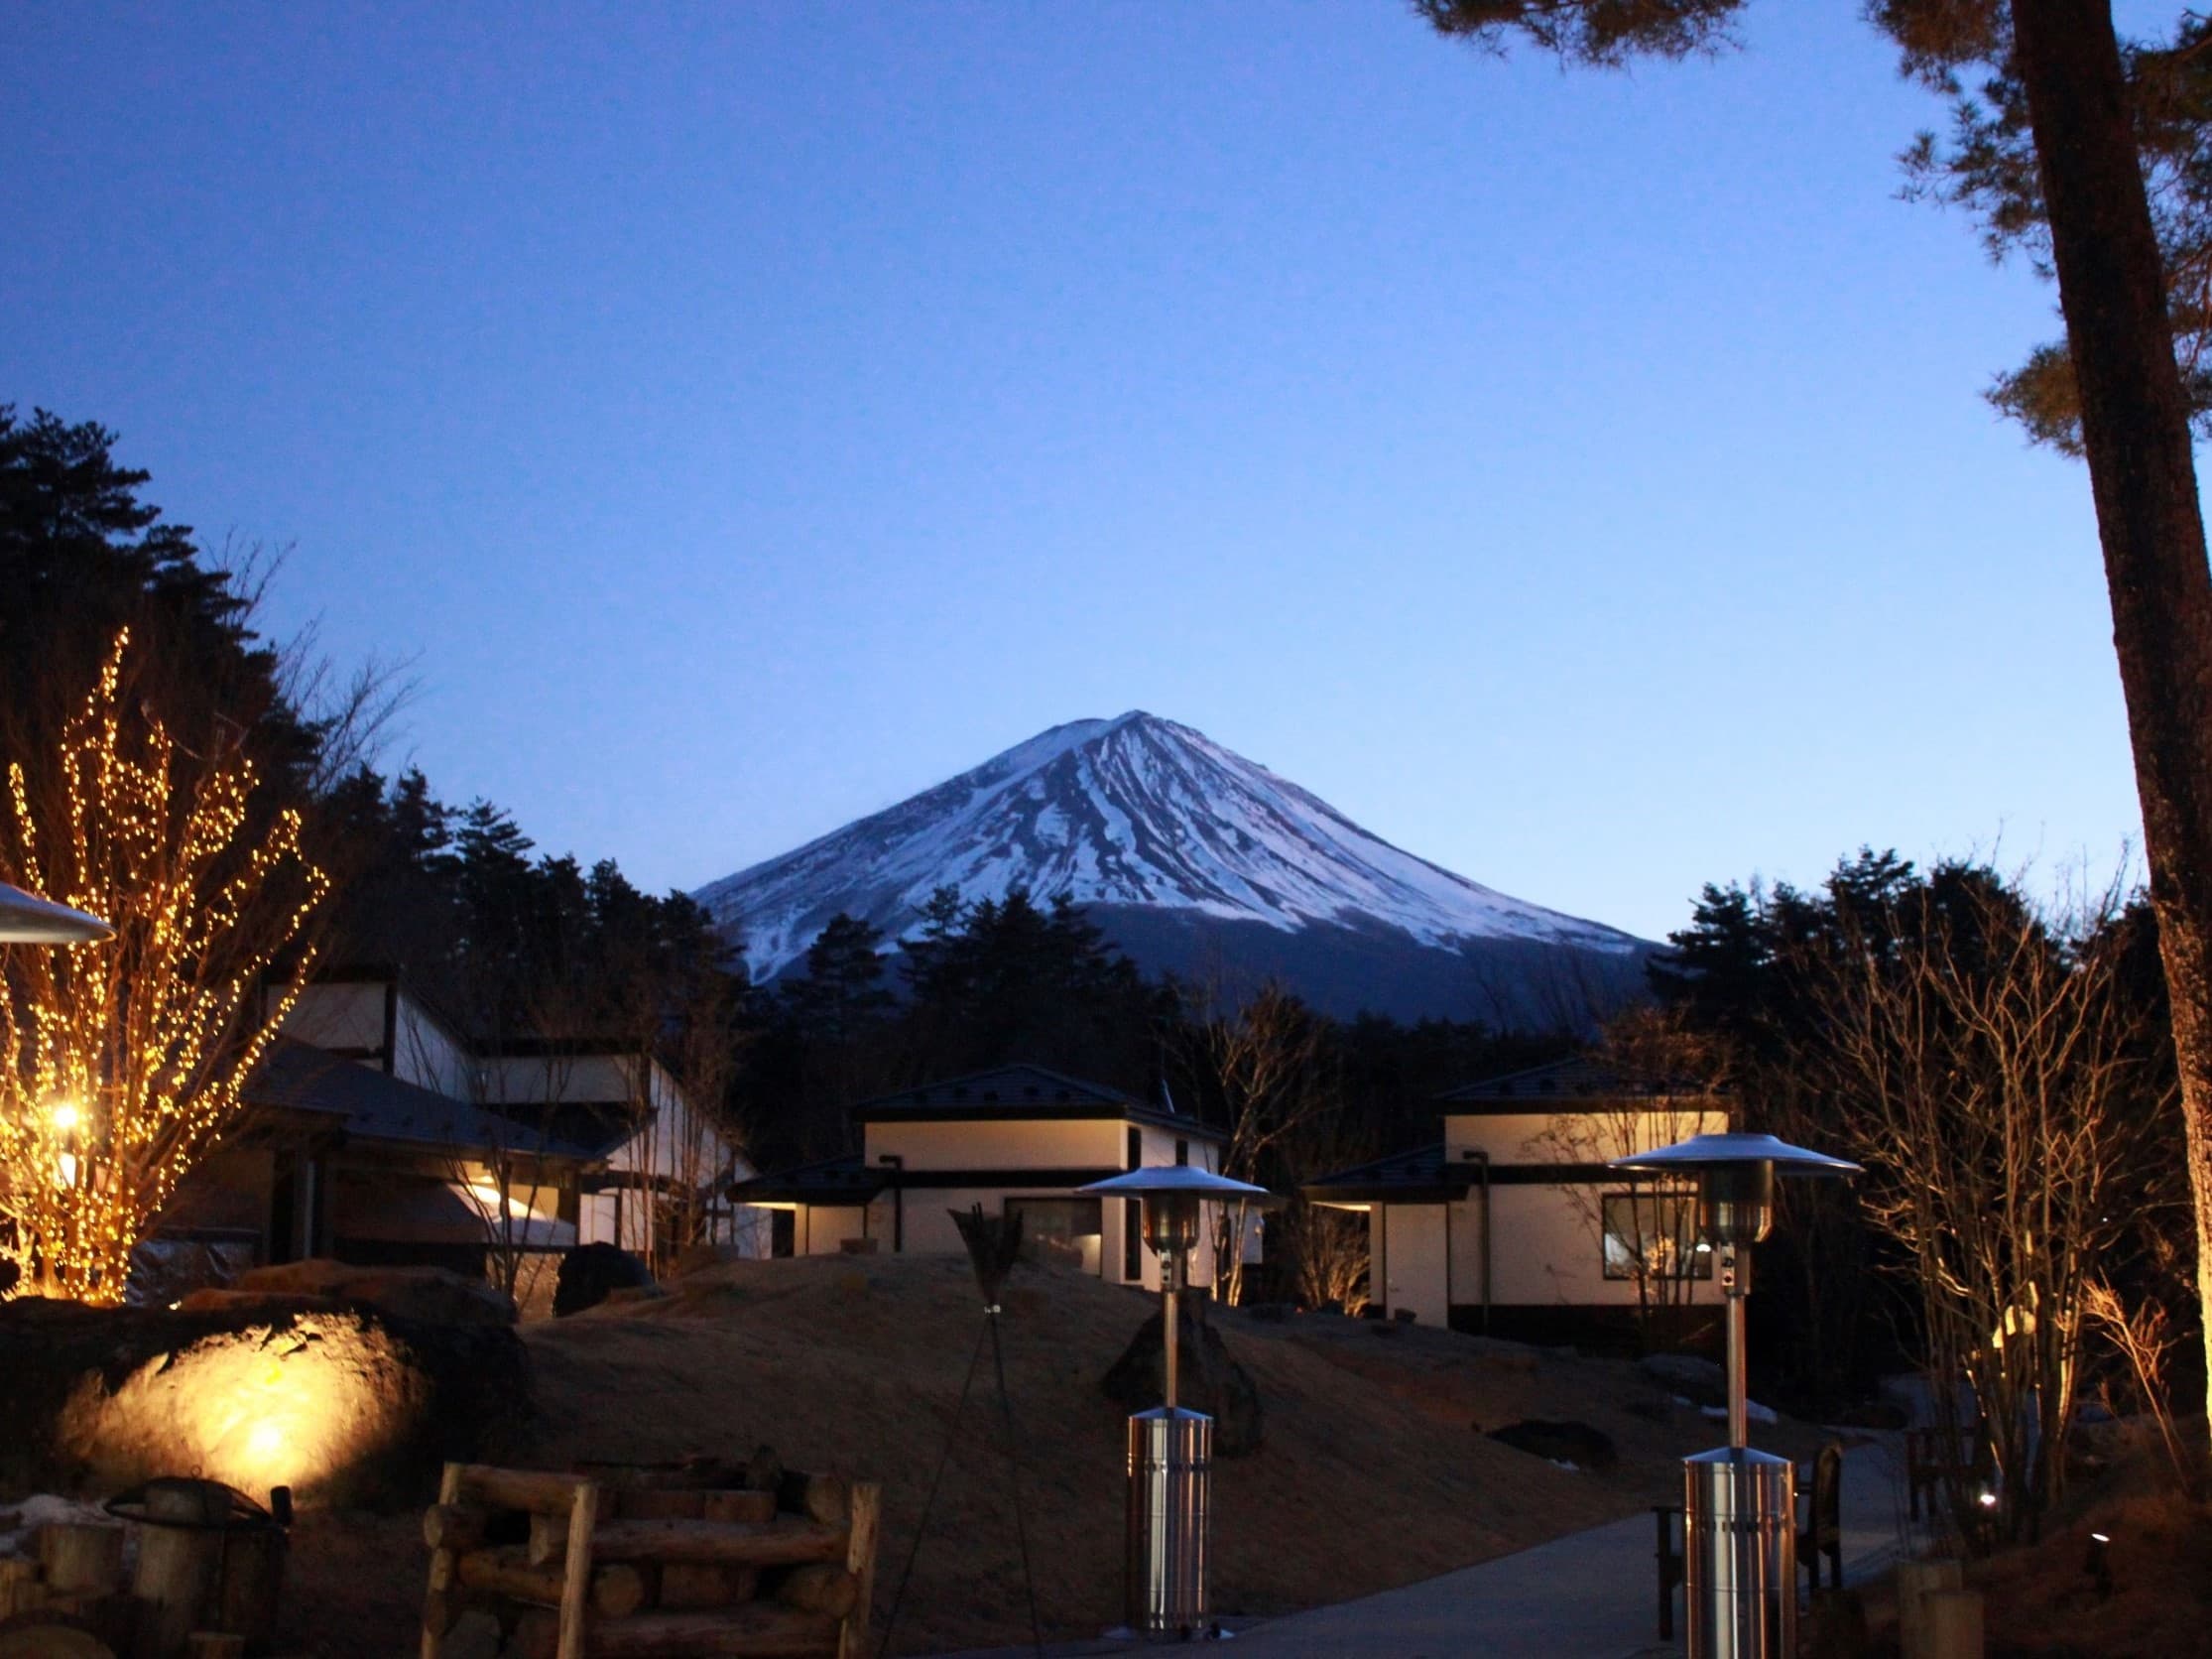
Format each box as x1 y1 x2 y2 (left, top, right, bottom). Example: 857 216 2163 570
199 1259 518 1326
554 1243 657 1317
1101 1300 1264 1457
0 1296 531 1506
1486 1418 1618 1471
1640 1351 1726 1407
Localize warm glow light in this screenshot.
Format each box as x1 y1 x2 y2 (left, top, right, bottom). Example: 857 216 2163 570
0 628 328 1303
60 1314 394 1496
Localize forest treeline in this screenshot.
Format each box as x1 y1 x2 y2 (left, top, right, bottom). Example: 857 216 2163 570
9 405 2202 1503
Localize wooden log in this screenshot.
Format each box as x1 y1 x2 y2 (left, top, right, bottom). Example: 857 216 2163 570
40 1523 126 1597
1920 1589 1984 1659
744 1446 785 1496
527 1513 568 1568
452 1466 594 1517
614 1489 709 1522
590 1518 846 1568
421 1463 467 1659
421 1504 490 1554
795 1476 848 1529
776 1566 859 1619
1897 1558 1964 1659
0 1626 114 1659
0 1557 41 1618
508 1608 560 1659
701 1490 777 1525
419 1586 477 1640
660 1563 759 1609
555 1476 600 1659
211 1521 286 1647
578 1607 841 1658
837 1483 880 1659
454 1547 645 1617
133 1492 225 1659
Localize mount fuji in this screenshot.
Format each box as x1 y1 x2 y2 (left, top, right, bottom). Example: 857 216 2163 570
695 713 1654 1024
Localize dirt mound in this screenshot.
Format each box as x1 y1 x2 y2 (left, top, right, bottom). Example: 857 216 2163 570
255 1255 1825 1655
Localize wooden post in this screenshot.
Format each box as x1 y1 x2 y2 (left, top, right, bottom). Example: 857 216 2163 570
838 1482 881 1659
1921 1588 1984 1659
1897 1558 1965 1659
0 1558 37 1618
421 1463 466 1659
555 1478 600 1659
134 1485 227 1659
40 1522 125 1598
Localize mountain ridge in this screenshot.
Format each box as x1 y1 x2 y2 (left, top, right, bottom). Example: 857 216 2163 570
695 712 1652 1023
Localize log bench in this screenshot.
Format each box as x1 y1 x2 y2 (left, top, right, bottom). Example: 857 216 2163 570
420 1459 879 1659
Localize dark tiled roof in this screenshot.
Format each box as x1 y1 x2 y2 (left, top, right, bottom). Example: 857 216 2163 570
727 1152 886 1206
1302 1141 1482 1206
1436 1055 1710 1105
248 1038 617 1161
851 1063 1219 1138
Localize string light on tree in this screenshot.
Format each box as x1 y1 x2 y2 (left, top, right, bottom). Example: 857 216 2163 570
0 629 329 1304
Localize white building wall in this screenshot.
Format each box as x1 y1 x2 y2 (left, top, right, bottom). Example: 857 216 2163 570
278 981 386 1057
792 1113 1226 1287
392 993 473 1097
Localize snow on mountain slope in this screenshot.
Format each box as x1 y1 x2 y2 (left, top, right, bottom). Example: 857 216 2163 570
695 712 1645 986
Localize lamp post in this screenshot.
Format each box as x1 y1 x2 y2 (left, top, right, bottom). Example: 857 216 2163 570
1078 1165 1272 1640
1609 1132 1859 1659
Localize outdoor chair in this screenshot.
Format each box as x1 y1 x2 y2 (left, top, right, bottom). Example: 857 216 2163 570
1797 1440 1844 1592
1905 1418 1990 1523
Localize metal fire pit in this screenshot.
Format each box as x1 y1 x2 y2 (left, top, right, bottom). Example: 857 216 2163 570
1683 1448 1795 1659
1126 1406 1211 1637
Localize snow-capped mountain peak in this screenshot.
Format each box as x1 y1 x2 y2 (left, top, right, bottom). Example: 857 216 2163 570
695 713 1643 993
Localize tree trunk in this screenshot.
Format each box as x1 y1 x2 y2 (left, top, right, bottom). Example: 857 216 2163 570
2011 0 2212 1442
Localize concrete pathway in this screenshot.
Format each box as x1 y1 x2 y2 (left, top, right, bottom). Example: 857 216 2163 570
930 1439 1918 1659
1215 1437 1914 1659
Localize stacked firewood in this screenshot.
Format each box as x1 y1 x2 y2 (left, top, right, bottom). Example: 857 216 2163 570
420 1452 880 1659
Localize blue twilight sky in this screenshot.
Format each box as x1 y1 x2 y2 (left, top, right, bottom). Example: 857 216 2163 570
0 3 2162 943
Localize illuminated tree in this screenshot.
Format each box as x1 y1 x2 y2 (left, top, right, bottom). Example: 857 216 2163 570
0 630 328 1303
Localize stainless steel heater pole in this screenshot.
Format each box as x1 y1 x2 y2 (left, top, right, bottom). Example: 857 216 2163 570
1683 1244 1795 1659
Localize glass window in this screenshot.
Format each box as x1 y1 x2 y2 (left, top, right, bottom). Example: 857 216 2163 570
1602 1192 1712 1281
1006 1197 1103 1275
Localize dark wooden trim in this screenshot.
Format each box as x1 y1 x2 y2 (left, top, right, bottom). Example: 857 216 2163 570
381 979 399 1077
854 1104 1223 1138
880 1165 1124 1190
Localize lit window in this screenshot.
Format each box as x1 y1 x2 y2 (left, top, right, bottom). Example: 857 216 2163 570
1602 1192 1712 1281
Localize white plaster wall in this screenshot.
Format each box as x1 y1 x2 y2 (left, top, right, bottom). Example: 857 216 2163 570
863 1116 1123 1171
484 1052 635 1107
392 993 473 1097
1462 1182 1716 1309
278 982 386 1056
1443 1104 1729 1165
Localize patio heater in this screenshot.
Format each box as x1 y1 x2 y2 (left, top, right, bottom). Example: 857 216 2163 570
1609 1132 1859 1659
1077 1165 1273 1640
0 880 111 944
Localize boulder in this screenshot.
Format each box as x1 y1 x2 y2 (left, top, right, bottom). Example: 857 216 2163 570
216 1259 517 1326
1102 1300 1264 1457
0 1295 530 1506
1486 1418 1619 1472
553 1243 657 1317
1640 1351 1726 1407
